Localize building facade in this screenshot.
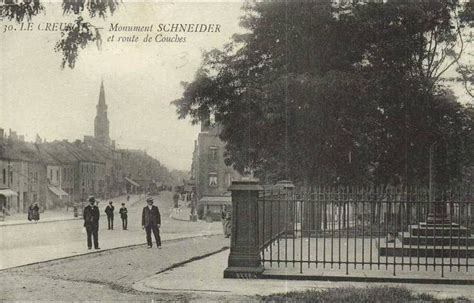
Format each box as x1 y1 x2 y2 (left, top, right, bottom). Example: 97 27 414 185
193 123 241 220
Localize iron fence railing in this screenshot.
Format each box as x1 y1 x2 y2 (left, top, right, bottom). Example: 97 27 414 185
257 186 473 277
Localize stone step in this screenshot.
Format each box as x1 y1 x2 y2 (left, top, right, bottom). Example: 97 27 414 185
409 224 471 237
378 239 474 258
419 222 460 228
398 232 474 246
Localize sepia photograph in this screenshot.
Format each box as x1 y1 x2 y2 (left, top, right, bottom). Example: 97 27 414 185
0 0 474 301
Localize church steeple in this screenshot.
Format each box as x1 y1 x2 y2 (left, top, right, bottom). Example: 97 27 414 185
94 79 110 145
98 79 106 107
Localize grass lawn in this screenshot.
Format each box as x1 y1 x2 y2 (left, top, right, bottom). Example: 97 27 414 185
260 286 471 303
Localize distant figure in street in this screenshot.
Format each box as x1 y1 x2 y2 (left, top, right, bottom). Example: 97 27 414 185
221 206 227 235
27 203 33 222
28 202 40 223
127 195 130 202
105 201 115 230
142 197 161 249
224 209 232 238
83 197 100 250
172 192 180 214
119 203 128 230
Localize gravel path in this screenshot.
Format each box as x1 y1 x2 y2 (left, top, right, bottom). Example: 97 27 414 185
0 234 243 301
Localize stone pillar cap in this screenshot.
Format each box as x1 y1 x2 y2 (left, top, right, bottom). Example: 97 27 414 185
228 179 263 191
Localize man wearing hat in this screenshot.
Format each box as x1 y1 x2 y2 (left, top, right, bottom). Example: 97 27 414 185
141 197 161 248
83 197 100 249
105 201 115 230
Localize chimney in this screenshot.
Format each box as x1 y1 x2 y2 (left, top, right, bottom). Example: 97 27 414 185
200 109 210 132
0 128 4 142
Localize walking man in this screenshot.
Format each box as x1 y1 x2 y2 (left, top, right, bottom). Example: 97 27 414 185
141 197 161 249
83 197 100 250
119 203 128 230
105 201 115 230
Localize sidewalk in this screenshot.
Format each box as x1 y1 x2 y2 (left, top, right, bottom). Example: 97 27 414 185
0 209 80 227
134 250 474 300
0 194 144 227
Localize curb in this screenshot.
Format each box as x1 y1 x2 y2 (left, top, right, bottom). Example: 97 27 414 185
0 233 222 272
133 246 230 293
155 246 230 275
260 273 474 286
0 217 81 228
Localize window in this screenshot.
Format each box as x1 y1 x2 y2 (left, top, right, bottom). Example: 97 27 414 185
57 170 59 181
50 169 53 180
209 173 218 187
209 147 218 161
2 169 5 184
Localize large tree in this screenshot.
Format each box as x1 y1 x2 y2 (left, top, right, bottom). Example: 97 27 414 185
173 1 474 186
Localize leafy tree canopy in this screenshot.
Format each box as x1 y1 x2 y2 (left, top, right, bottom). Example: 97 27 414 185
173 1 474 186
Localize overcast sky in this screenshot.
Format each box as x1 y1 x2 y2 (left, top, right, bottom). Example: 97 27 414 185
0 1 245 171
1 1 472 171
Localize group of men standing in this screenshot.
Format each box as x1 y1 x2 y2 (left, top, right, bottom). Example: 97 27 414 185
82 196 161 250
104 201 128 230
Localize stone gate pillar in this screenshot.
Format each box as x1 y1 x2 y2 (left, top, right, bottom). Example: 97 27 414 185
223 179 264 278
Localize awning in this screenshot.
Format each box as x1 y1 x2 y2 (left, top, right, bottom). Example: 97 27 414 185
199 196 232 206
124 177 140 187
48 186 69 197
0 189 18 197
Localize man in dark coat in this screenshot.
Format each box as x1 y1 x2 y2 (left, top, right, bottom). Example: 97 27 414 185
141 197 161 248
119 203 128 230
83 197 100 249
105 201 114 230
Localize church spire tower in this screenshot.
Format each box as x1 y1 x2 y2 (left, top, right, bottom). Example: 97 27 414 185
94 79 110 145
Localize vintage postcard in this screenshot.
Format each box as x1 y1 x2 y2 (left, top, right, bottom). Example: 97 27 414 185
1 0 473 301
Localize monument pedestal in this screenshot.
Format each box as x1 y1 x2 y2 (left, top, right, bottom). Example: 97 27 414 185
379 219 474 258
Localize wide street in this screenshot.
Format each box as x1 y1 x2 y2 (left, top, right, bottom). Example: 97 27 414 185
0 192 221 270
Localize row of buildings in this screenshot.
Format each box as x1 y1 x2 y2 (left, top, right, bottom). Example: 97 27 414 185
0 81 174 215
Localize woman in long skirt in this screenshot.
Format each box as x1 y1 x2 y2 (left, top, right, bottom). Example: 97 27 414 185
31 202 40 223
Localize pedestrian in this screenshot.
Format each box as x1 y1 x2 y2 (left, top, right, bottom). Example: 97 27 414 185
141 197 161 249
119 203 128 230
30 202 40 223
224 209 232 238
105 201 114 230
173 192 180 214
27 203 33 222
83 197 100 250
221 206 227 235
